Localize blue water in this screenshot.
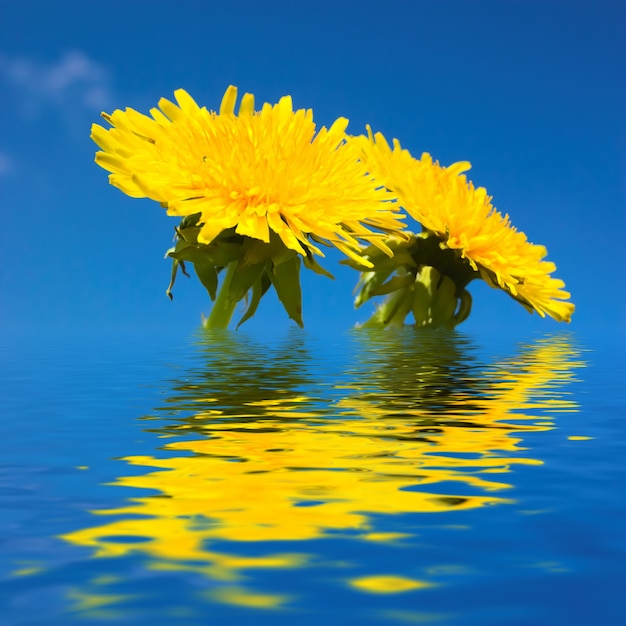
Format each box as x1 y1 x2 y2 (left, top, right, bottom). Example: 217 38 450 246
1 328 624 625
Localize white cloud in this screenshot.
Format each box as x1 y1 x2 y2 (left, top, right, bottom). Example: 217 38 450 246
0 50 114 117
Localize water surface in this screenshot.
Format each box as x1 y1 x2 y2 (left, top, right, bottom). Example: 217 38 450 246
1 329 624 625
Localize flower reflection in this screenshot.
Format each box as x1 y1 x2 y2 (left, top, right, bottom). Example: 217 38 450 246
62 331 583 608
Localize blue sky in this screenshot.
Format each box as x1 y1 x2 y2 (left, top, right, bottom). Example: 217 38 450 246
1 0 624 340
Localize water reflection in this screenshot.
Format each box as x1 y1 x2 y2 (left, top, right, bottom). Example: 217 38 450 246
62 330 583 608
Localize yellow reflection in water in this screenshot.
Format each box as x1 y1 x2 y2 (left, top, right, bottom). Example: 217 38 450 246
350 575 433 594
62 331 583 606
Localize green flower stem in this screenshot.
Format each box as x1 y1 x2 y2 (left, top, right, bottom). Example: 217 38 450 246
205 261 239 330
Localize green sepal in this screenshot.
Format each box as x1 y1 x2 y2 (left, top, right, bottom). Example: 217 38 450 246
308 233 333 248
165 237 197 262
354 266 395 308
341 250 414 273
344 249 417 277
179 212 203 230
204 242 243 268
165 257 192 300
240 236 284 268
411 266 440 327
269 255 303 328
192 256 219 301
367 273 414 298
272 246 298 267
341 257 372 271
357 306 386 328
175 212 204 244
430 275 458 327
379 287 414 328
452 289 473 326
411 278 431 326
302 250 334 279
228 260 268 303
169 239 242 269
175 225 203 245
166 241 219 301
166 258 181 301
359 236 414 261
236 273 272 329
418 266 440 297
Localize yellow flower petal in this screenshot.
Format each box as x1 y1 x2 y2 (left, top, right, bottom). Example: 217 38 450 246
355 130 574 322
219 85 238 115
93 86 405 262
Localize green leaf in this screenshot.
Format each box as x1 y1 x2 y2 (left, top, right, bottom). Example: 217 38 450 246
270 255 303 328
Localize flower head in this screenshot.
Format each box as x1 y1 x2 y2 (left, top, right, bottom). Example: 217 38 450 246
355 129 574 322
91 86 404 266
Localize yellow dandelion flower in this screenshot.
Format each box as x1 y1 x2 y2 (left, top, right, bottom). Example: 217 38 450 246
355 129 574 323
91 86 404 266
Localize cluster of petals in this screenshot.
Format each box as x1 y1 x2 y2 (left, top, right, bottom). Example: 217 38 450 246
354 130 574 322
91 86 404 266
